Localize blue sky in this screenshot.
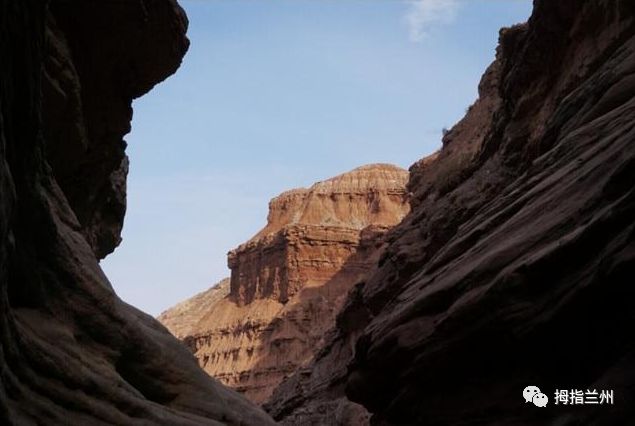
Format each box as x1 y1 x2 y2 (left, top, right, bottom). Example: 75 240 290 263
100 0 533 316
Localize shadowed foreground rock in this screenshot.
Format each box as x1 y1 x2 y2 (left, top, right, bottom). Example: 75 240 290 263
267 0 635 425
0 1 273 424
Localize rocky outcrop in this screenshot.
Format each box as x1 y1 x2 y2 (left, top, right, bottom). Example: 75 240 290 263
160 164 409 406
42 1 191 259
228 164 410 306
268 0 635 425
264 281 377 426
0 0 273 424
158 279 231 339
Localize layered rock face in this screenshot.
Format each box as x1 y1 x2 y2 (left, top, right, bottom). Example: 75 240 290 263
158 278 231 340
229 164 410 306
268 1 635 425
160 164 409 406
0 1 273 424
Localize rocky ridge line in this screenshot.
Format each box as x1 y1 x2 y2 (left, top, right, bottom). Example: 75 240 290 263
266 1 635 425
159 164 409 410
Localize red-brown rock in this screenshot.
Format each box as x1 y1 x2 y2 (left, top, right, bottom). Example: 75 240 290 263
268 1 635 425
0 1 274 424
158 278 232 340
160 164 409 406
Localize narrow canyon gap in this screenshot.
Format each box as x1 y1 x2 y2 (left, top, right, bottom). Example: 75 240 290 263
168 1 635 425
1 0 634 426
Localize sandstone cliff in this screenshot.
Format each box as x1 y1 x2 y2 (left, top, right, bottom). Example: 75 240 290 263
229 164 410 306
159 164 409 407
158 279 231 340
266 1 635 425
0 1 273 424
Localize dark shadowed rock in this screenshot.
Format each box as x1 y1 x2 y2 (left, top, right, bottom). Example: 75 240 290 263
267 1 635 425
42 0 191 259
345 1 635 424
0 0 274 424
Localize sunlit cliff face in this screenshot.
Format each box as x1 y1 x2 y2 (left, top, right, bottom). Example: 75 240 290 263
160 164 409 405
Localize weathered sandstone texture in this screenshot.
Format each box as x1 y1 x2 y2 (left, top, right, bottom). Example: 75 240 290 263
267 1 635 425
229 164 410 306
158 278 231 340
0 0 273 424
160 164 409 408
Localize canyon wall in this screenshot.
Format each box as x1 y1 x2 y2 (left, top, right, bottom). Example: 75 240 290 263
159 164 409 409
267 0 635 425
0 1 273 424
159 278 231 340
5 0 632 424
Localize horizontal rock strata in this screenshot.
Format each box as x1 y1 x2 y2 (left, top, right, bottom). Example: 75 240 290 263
160 164 409 408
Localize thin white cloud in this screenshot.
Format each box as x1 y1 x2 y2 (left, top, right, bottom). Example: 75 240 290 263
405 0 460 42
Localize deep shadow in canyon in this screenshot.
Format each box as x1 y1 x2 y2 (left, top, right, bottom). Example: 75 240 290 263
263 1 635 425
2 0 635 425
0 0 273 424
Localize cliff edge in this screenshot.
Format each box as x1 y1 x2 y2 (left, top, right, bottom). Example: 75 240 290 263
0 1 273 424
267 1 635 425
159 164 409 411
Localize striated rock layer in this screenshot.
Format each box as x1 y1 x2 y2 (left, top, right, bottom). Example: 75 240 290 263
0 0 273 424
228 164 411 306
158 279 231 340
160 164 409 407
267 0 635 425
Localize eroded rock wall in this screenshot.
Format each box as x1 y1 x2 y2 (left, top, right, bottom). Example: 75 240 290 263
42 0 192 259
158 278 232 340
228 164 410 306
0 1 274 424
267 1 635 425
160 164 409 406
